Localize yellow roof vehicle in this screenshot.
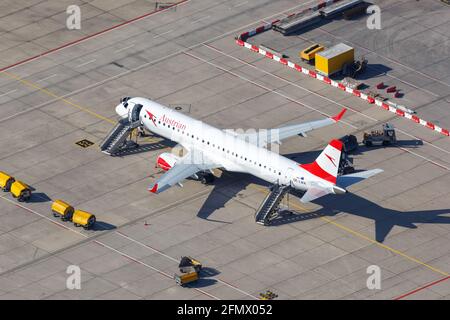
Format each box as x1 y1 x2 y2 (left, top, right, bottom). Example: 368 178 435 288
174 271 198 286
0 171 15 192
315 43 354 76
72 210 96 229
179 256 202 273
300 43 325 62
10 180 31 202
51 200 74 221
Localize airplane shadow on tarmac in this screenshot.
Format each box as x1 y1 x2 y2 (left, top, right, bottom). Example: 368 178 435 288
197 139 449 242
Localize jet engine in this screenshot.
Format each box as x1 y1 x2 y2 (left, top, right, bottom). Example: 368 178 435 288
156 152 179 171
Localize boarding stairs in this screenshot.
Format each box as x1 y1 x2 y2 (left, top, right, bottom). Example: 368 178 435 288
255 184 291 226
100 102 144 155
100 119 142 155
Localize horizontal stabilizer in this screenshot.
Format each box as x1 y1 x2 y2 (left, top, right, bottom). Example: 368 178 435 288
336 169 383 189
300 186 331 203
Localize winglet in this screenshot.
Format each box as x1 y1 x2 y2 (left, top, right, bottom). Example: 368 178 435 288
332 108 347 122
149 183 158 194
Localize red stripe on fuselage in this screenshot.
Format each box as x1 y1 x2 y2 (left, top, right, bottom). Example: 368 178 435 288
300 161 336 184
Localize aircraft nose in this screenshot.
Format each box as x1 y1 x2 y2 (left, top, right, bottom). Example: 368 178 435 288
115 103 128 118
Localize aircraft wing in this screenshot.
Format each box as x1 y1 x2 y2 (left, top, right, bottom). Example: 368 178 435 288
233 108 346 148
148 151 219 194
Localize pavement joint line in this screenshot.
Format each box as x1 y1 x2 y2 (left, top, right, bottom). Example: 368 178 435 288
75 59 97 68
0 183 216 278
35 74 58 83
278 0 450 91
232 43 450 158
191 15 210 24
0 0 313 76
294 28 441 98
398 147 450 172
204 42 377 122
153 29 174 38
233 1 248 8
113 44 135 53
183 50 358 129
1 71 116 125
394 275 450 300
0 194 220 300
115 230 259 300
0 89 17 97
0 0 191 74
91 239 220 300
5 51 449 175
0 1 320 125
239 16 450 138
235 39 450 152
247 184 450 278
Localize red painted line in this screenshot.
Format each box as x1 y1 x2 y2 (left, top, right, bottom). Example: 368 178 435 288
394 276 450 300
0 0 189 73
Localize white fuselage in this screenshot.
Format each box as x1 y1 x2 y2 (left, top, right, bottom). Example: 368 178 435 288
116 97 333 192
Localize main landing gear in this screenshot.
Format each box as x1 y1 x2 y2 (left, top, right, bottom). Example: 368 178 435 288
196 172 215 185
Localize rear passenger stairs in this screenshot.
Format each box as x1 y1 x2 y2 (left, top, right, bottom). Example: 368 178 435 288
255 184 291 226
100 119 141 155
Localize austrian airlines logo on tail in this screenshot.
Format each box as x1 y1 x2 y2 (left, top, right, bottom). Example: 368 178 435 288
325 154 336 167
146 110 157 126
300 139 343 184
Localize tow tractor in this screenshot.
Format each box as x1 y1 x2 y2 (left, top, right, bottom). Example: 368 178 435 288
174 256 202 286
342 56 368 78
363 123 397 147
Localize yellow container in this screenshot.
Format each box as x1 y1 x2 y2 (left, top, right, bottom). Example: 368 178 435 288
300 43 325 62
315 43 354 76
0 171 15 192
72 210 96 229
174 271 198 286
10 180 31 202
51 200 74 221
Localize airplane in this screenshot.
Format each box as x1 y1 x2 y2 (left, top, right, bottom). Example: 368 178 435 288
115 97 382 203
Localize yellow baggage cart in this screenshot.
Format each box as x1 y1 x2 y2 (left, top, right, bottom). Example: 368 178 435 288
72 210 96 229
174 271 198 286
51 200 74 221
10 180 31 202
300 43 325 62
0 171 15 192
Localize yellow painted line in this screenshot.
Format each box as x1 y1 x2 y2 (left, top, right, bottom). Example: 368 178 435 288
7 69 447 277
248 184 449 277
3 71 170 149
2 71 115 124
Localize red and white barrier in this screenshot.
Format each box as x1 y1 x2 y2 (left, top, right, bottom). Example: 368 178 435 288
235 1 449 138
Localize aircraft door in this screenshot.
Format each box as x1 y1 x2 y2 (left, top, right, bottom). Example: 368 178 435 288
128 103 143 123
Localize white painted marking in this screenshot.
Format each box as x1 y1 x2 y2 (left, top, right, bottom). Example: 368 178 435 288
114 43 134 53
153 29 174 38
36 74 58 83
191 15 210 24
0 89 17 98
0 195 221 300
0 0 326 125
205 44 450 157
184 50 358 129
76 59 96 68
234 1 248 8
116 231 259 300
